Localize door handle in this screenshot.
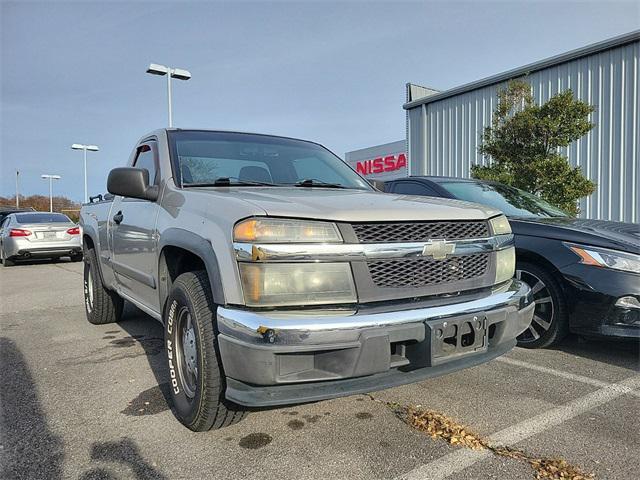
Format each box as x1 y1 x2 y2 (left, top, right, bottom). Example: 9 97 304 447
113 211 124 225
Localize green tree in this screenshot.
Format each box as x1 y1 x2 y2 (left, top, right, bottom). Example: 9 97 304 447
472 80 596 216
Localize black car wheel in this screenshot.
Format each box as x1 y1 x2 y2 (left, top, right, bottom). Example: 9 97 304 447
516 262 568 348
164 270 245 431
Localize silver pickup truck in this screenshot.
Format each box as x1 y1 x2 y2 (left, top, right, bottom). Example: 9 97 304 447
80 129 534 431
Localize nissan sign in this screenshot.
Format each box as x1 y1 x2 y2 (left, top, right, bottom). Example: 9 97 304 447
345 140 408 181
355 153 407 176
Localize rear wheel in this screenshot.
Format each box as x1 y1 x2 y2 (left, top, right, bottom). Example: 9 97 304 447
516 261 568 348
165 270 245 431
83 247 123 324
70 253 83 262
1 248 15 267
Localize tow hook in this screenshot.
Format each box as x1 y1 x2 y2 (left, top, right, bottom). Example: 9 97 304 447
257 326 277 343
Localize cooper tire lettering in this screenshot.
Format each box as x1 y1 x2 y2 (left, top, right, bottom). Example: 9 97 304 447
167 339 179 394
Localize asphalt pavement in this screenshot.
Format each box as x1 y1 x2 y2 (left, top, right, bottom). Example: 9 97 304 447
1 260 638 480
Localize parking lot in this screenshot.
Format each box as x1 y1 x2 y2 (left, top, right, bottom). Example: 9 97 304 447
1 260 638 480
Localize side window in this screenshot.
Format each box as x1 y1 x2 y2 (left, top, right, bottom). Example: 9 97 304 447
133 142 158 186
393 181 436 196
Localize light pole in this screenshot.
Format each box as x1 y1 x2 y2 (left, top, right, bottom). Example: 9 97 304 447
146 63 191 127
71 144 99 203
41 174 61 212
15 170 19 208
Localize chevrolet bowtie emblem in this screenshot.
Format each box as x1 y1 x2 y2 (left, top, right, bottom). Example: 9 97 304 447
422 240 455 260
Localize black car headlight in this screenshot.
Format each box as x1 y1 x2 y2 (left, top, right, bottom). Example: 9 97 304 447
566 243 640 274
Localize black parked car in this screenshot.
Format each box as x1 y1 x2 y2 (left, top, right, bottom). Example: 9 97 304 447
0 206 35 224
385 176 640 348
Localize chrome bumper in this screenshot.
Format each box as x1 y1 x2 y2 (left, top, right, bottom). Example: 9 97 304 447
216 279 534 406
218 279 532 346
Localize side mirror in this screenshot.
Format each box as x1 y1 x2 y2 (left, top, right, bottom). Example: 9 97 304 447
107 167 158 201
368 179 387 192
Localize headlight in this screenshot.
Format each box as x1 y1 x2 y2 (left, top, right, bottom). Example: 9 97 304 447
567 244 640 274
495 247 516 284
234 218 342 243
239 263 357 307
489 215 512 235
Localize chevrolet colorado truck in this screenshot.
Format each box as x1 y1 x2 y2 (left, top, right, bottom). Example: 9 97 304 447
80 129 534 431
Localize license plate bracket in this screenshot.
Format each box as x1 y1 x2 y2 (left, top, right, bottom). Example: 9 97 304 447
428 314 488 365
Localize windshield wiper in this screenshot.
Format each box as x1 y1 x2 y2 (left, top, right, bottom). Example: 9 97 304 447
184 177 276 187
294 179 347 189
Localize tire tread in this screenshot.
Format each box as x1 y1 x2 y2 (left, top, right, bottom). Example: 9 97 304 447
84 247 123 325
170 270 246 431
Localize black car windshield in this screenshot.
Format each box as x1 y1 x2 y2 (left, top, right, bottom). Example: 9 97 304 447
168 131 371 190
15 213 72 223
438 181 570 218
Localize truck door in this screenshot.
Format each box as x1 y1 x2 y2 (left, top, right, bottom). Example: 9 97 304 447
110 140 161 313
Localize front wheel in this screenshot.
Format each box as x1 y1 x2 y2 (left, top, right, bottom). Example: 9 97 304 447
165 270 245 431
516 262 568 349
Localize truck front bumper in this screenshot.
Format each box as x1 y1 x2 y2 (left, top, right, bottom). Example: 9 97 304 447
217 279 534 407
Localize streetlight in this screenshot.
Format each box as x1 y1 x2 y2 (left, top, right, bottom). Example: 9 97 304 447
41 175 61 212
71 144 99 204
146 63 191 127
15 170 19 208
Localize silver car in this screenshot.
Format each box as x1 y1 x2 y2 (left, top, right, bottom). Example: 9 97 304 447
0 212 82 266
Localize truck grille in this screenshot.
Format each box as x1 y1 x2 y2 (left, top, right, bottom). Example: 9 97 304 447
367 253 490 288
352 221 489 243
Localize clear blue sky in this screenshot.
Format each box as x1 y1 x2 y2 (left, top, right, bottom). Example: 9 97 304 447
1 0 638 202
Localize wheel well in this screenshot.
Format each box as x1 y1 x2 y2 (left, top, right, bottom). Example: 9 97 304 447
83 234 95 250
159 246 208 317
516 249 566 292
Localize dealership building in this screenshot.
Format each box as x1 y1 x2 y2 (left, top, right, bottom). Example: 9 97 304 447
345 31 639 223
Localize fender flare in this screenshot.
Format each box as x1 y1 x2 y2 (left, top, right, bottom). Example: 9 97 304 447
81 223 107 284
158 228 226 310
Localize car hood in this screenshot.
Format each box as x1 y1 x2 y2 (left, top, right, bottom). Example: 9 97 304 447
510 216 640 253
193 187 501 222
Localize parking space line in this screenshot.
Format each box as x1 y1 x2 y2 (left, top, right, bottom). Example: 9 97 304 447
497 356 640 397
397 374 640 480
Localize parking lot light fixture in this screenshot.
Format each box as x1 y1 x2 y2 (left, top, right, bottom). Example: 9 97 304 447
41 174 61 212
71 144 99 204
146 63 191 127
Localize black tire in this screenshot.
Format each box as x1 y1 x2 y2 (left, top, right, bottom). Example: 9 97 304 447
164 270 245 431
70 253 83 262
83 247 124 325
2 250 15 267
516 261 568 349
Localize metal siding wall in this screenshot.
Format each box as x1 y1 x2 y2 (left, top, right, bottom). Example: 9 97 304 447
407 106 425 176
408 41 640 223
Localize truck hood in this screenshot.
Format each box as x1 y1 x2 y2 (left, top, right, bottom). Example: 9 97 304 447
196 187 501 222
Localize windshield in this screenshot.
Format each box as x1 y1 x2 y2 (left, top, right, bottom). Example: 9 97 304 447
15 213 72 223
168 131 371 190
438 181 570 218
